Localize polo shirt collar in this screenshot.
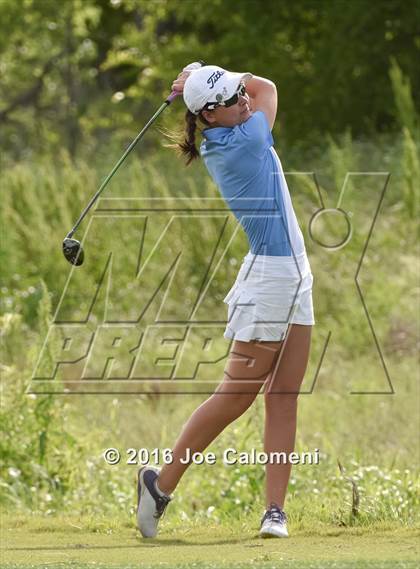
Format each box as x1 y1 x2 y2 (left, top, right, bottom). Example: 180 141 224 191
203 126 232 140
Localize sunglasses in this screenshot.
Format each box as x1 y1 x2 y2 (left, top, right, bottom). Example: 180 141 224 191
202 83 247 112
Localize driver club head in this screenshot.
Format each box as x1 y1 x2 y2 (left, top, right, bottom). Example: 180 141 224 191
62 238 84 266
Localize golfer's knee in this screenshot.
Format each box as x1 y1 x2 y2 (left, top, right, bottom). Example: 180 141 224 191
213 390 257 420
229 397 255 420
264 392 299 415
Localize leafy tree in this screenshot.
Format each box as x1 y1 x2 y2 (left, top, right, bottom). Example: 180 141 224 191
0 0 418 159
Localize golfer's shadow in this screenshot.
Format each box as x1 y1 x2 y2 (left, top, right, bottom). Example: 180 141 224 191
6 535 259 551
145 536 261 546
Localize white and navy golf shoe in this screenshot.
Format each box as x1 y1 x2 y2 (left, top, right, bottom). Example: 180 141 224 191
259 502 289 538
136 465 172 538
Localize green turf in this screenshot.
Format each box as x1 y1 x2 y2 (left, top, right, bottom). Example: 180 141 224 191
1 515 419 568
3 563 420 569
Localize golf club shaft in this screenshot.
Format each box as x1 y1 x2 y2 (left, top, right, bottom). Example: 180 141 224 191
66 92 180 239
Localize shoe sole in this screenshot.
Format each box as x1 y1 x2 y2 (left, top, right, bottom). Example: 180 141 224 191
136 466 155 537
260 528 289 538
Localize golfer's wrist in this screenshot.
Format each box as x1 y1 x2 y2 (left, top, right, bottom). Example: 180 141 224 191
182 61 206 73
173 61 206 93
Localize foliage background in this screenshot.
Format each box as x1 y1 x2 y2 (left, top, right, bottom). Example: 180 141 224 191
1 0 419 160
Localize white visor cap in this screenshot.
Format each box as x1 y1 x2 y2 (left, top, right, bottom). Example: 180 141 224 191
183 65 253 115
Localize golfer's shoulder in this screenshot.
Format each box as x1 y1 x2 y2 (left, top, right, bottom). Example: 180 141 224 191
233 111 274 156
236 110 271 136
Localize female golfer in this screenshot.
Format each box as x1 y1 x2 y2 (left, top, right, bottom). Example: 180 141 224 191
136 64 315 539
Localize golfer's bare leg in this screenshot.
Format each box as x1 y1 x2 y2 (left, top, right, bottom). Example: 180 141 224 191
157 339 283 496
263 323 312 509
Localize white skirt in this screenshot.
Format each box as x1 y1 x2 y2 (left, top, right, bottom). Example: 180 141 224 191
223 251 315 342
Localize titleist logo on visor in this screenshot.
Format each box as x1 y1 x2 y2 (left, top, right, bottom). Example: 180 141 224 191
207 70 224 89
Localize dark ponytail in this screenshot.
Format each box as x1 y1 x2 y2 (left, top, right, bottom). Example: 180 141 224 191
161 108 211 167
178 109 200 165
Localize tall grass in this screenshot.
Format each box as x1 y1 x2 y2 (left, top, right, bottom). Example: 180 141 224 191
389 57 420 222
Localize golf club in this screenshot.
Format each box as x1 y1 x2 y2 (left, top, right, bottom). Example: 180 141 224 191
61 90 182 266
62 59 207 266
63 72 204 266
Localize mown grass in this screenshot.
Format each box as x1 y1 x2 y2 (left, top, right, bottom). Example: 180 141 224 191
2 561 420 569
1 513 419 567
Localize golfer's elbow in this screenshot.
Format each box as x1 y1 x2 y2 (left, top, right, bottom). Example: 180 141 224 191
247 76 277 130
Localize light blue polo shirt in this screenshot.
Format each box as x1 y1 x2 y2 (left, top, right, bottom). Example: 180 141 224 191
200 110 305 257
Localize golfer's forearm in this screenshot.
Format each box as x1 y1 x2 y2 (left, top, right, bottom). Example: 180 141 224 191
245 75 276 100
245 75 277 129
